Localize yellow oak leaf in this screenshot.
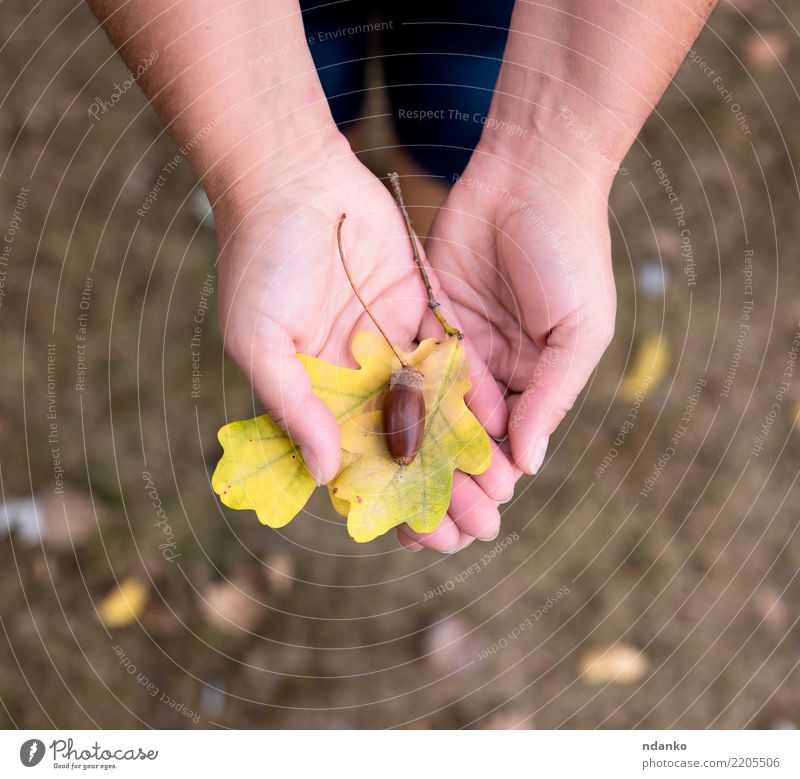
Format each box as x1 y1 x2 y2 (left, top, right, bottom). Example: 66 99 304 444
620 333 670 402
212 415 316 528
212 331 491 542
212 332 398 529
328 453 358 518
98 577 149 628
298 330 428 422
332 335 491 542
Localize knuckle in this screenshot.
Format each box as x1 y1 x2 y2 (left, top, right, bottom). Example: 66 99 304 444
267 405 291 430
581 306 615 354
597 318 615 352
555 388 581 418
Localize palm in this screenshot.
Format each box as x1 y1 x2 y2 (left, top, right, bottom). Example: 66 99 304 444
428 155 616 469
218 154 427 374
216 147 511 552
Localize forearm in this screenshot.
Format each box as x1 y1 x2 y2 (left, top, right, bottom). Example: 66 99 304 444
86 0 338 206
484 0 718 183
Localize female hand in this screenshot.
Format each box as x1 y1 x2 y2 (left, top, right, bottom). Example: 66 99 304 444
215 132 517 552
427 147 617 478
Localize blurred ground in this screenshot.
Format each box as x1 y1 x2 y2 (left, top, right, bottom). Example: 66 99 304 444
1 1 799 729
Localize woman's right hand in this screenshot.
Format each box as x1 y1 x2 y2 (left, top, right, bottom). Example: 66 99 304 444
214 130 516 552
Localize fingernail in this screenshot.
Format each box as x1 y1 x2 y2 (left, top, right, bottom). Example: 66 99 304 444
499 490 515 504
401 544 421 553
300 446 323 485
527 436 549 474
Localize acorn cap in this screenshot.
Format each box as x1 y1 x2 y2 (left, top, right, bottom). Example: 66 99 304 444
389 366 424 390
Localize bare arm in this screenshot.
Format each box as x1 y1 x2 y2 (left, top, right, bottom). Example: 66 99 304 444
85 0 517 552
428 1 718 476
85 0 340 213
483 0 718 183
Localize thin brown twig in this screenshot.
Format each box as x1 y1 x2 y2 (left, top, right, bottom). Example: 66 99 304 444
336 213 408 367
389 171 463 340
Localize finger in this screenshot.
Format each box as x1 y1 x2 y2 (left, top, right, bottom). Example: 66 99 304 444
509 316 613 474
419 307 508 439
457 532 477 551
449 471 500 541
471 439 521 503
399 526 474 552
397 528 424 552
505 393 518 420
226 318 341 484
461 339 509 439
400 513 461 553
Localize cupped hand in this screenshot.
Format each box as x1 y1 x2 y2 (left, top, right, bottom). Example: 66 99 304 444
214 132 515 552
427 147 617 480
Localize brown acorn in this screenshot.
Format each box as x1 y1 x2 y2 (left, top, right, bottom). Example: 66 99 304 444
383 366 425 466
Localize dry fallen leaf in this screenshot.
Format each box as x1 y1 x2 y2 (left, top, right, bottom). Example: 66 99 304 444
742 31 789 70
213 331 491 543
422 614 481 675
620 333 669 402
200 578 261 635
0 497 37 540
754 588 788 630
482 709 533 730
262 551 295 595
98 577 149 628
2 490 105 548
35 489 105 549
579 644 650 685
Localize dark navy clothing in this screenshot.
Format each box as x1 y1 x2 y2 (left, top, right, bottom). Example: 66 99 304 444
299 0 515 180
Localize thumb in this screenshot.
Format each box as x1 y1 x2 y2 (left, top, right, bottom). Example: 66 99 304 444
227 318 341 485
509 318 613 474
